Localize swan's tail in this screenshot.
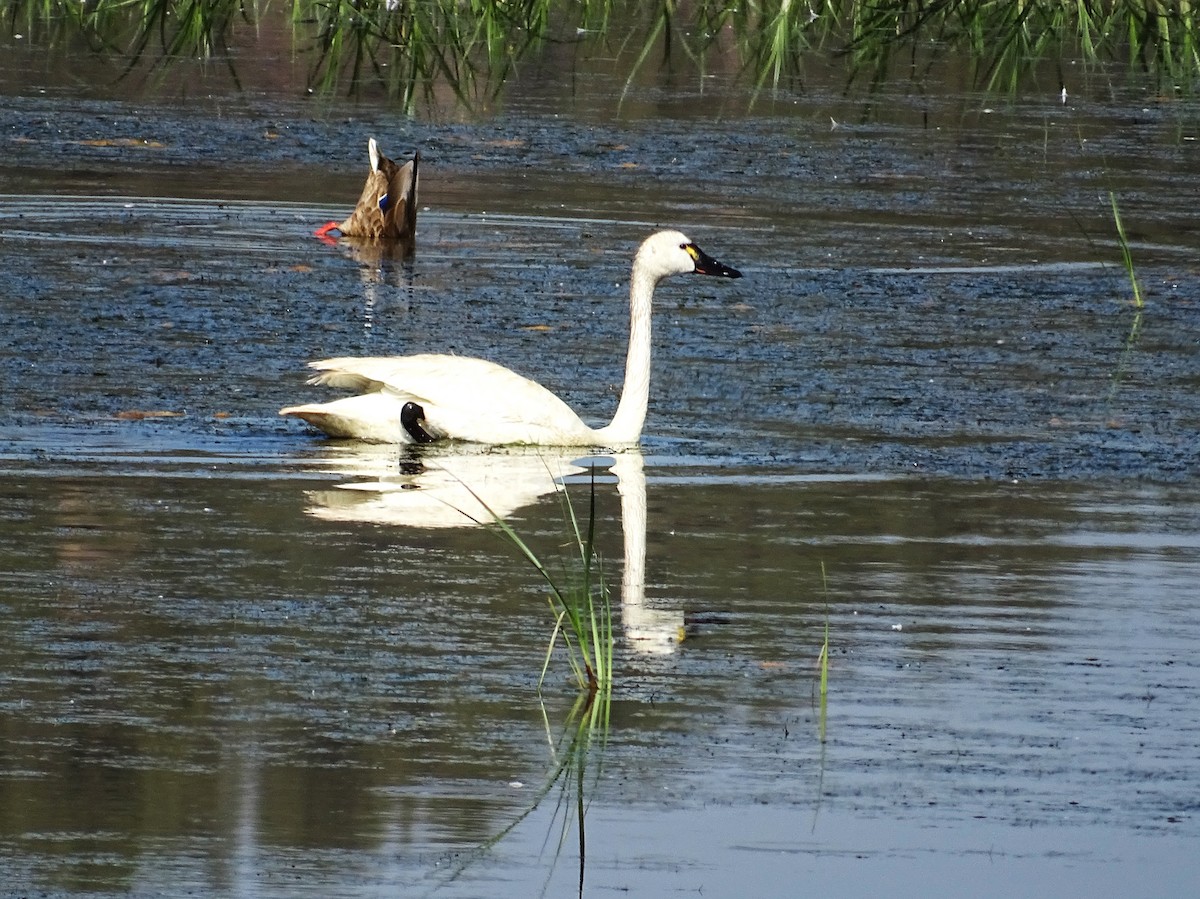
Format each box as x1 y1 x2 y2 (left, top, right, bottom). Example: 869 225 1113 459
279 395 408 444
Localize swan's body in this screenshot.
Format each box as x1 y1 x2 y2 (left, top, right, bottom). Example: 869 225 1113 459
280 230 741 446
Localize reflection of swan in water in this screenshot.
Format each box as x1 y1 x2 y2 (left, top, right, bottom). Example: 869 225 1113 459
303 445 581 529
300 447 683 653
611 452 685 655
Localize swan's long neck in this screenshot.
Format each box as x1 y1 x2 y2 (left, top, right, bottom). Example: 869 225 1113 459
598 265 656 445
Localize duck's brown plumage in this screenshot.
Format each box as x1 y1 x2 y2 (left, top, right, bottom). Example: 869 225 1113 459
321 139 419 240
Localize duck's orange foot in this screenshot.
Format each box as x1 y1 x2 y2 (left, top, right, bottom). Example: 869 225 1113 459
314 221 341 239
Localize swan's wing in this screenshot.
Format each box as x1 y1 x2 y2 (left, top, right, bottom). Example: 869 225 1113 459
305 355 598 445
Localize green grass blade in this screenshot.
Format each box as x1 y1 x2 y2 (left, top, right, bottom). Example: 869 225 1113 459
1109 191 1144 310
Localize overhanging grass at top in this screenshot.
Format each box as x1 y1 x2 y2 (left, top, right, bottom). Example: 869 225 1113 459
5 1 1199 107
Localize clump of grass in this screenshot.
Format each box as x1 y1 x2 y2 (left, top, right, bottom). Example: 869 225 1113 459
299 0 549 110
456 461 613 698
496 475 612 698
833 0 1200 92
447 464 612 897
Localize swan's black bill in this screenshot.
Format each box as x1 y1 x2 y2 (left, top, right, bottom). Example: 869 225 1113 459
688 244 742 279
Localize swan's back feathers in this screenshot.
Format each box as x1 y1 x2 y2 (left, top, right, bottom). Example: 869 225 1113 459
300 355 599 445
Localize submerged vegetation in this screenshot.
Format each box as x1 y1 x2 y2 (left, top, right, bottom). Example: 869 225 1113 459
4 0 1200 108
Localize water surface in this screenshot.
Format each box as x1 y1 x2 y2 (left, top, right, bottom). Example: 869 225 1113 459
2 46 1199 898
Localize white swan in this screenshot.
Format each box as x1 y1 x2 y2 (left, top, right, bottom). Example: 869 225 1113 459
279 230 741 446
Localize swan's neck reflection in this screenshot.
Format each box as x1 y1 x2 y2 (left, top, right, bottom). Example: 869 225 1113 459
612 452 684 654
300 446 683 654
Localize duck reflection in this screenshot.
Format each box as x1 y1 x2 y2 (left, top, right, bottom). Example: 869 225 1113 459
299 447 684 654
333 236 417 333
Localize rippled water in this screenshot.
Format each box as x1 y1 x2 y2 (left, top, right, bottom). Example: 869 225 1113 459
2 47 1200 898
3 444 1199 896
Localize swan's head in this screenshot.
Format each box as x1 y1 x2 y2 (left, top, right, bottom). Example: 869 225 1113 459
636 230 743 282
